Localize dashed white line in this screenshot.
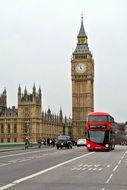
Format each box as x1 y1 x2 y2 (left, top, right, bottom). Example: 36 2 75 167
118 160 121 165
104 151 126 188
113 165 118 172
106 173 113 183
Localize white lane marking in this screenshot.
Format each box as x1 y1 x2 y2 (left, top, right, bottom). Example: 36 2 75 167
118 160 121 165
0 152 94 190
106 173 113 183
82 168 87 170
71 167 79 170
113 165 118 172
77 168 81 170
0 148 54 159
78 164 83 167
0 163 11 167
93 168 97 171
107 165 110 168
0 183 15 190
0 154 49 167
105 151 126 186
94 164 100 167
83 164 91 167
8 159 21 163
18 158 31 162
72 165 103 171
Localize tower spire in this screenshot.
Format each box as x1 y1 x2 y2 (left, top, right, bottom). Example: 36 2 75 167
81 12 83 21
78 14 86 37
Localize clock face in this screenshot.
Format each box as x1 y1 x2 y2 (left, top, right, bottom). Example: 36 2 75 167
75 63 86 73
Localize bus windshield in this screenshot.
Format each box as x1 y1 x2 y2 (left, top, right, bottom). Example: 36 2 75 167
87 131 108 144
88 115 108 122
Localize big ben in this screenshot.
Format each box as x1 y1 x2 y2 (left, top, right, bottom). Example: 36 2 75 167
71 16 94 140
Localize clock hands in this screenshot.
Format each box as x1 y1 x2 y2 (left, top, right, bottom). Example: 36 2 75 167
75 63 86 73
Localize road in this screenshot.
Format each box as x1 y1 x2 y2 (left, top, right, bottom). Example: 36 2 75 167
0 145 127 190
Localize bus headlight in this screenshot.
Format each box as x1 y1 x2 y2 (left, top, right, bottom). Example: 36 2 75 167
105 144 109 147
87 144 91 148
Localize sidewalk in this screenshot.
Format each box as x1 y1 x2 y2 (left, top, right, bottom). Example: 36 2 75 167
0 143 49 152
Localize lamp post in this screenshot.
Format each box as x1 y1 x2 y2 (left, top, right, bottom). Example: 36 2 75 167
24 120 30 140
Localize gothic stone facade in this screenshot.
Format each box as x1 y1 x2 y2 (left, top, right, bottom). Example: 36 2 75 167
0 86 71 143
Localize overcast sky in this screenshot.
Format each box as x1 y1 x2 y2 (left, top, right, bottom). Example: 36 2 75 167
0 0 127 122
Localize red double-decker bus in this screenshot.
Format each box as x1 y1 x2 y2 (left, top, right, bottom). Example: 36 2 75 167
86 112 115 151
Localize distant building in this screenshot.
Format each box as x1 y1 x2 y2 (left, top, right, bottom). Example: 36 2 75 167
0 85 71 143
115 122 127 144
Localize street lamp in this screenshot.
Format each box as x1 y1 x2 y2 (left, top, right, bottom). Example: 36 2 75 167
24 120 30 140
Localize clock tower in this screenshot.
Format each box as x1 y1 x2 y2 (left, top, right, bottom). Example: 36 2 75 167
71 17 94 140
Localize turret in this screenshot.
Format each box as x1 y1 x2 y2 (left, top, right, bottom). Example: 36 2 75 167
33 84 36 96
24 87 27 96
59 107 63 123
0 88 7 113
18 84 21 102
3 88 7 106
38 86 42 104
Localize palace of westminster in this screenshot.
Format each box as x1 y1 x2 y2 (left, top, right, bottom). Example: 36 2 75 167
0 18 127 143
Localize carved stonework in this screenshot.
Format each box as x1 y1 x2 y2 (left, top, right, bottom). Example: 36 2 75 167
71 18 94 140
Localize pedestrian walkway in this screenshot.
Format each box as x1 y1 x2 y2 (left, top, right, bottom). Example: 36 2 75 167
0 143 51 152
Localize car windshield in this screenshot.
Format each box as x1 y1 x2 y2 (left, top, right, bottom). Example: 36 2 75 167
58 136 70 141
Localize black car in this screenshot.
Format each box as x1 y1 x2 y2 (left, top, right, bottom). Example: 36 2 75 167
56 135 72 149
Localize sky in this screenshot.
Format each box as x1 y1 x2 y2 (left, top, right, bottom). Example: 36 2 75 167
0 0 127 123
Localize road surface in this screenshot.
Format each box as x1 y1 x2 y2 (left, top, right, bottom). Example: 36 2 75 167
0 145 127 190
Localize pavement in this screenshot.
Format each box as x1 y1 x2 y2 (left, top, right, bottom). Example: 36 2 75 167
0 144 50 152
